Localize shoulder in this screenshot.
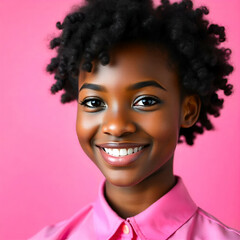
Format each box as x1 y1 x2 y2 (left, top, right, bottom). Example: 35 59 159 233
28 204 94 240
196 208 240 236
171 207 240 240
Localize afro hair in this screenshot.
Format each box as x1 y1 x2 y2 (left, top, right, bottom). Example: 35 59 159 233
46 0 234 145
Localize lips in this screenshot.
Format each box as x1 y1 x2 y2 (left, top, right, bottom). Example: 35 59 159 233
96 142 149 167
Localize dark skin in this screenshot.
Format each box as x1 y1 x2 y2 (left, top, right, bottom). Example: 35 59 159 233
76 42 201 219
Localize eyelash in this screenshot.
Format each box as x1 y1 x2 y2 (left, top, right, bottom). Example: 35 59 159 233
79 98 105 109
79 96 161 110
134 96 161 107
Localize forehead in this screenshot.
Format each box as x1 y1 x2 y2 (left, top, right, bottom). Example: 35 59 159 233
78 42 179 89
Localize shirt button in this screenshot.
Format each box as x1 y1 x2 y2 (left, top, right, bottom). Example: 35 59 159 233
122 223 130 234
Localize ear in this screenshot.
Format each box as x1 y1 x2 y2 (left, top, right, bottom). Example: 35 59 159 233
180 94 201 128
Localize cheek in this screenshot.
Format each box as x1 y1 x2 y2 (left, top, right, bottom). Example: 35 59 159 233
76 110 101 160
138 110 180 150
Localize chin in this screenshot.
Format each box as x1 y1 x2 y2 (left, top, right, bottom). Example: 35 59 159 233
104 173 135 187
103 169 149 188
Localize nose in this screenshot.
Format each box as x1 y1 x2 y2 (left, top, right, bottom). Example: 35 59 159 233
102 110 137 137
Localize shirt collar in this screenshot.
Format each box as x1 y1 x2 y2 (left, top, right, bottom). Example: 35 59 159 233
93 175 198 240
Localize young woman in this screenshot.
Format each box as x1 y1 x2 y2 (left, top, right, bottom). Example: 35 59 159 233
29 0 240 239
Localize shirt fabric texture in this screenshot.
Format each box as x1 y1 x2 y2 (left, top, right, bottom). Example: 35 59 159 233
29 176 240 240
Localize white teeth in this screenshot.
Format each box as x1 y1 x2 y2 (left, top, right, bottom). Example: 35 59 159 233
103 146 144 157
127 148 133 155
112 149 120 157
119 149 127 156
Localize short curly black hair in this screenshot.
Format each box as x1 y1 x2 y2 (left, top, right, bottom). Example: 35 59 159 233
46 0 234 146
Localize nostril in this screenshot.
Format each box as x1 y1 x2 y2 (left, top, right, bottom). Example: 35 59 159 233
103 131 112 136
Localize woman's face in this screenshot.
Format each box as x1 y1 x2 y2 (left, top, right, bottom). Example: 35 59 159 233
76 42 184 187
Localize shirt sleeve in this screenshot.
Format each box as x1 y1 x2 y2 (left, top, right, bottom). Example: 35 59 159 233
27 204 93 240
169 207 240 240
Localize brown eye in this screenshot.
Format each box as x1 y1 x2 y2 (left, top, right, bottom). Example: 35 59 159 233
79 98 106 109
134 96 161 107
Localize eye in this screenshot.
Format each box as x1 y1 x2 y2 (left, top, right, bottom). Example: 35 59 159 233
79 98 106 109
133 96 161 108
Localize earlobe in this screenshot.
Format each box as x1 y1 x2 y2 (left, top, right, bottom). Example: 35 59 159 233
180 95 201 128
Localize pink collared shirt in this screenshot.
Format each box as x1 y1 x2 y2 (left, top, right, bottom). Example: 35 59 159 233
29 176 240 240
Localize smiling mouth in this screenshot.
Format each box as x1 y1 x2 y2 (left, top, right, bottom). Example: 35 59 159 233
96 144 149 167
102 146 145 157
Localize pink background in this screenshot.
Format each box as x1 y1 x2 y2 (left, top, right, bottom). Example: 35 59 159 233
0 0 239 239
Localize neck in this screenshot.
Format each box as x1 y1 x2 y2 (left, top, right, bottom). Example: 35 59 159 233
104 157 176 219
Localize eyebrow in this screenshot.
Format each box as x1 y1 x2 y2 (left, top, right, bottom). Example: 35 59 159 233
127 80 167 91
78 80 167 93
79 83 107 92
